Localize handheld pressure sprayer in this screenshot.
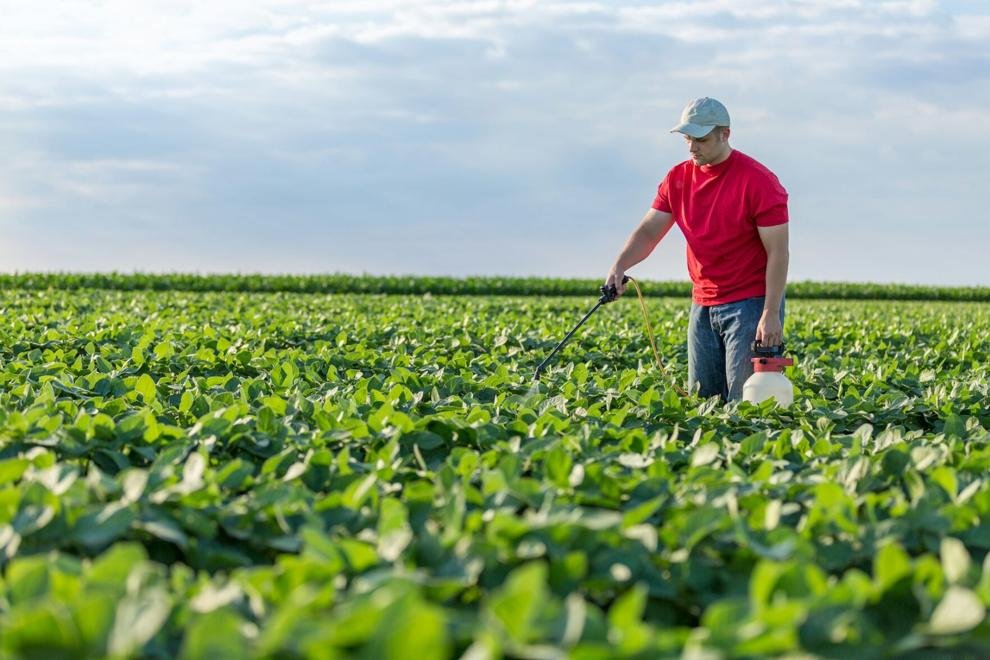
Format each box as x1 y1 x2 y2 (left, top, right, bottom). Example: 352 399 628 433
742 340 795 405
534 276 686 394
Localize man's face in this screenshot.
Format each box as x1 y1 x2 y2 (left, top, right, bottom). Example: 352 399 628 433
685 127 730 166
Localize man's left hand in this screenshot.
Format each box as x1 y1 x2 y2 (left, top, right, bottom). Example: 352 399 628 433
756 310 783 347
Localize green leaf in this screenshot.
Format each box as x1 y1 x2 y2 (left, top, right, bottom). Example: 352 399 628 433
6 555 51 604
180 607 249 659
377 499 412 562
750 560 786 611
73 592 118 655
487 562 548 644
941 537 972 585
929 587 985 634
137 516 189 550
0 601 81 654
12 504 55 536
739 431 767 455
0 458 29 485
874 543 912 593
691 443 719 467
338 539 379 573
545 446 573 488
108 584 171 656
75 503 137 551
931 466 958 500
621 496 665 529
154 341 175 359
87 543 148 588
942 413 966 438
135 374 157 403
364 594 451 659
120 469 149 504
607 583 650 653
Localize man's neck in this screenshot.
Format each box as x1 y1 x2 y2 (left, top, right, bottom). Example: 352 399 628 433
710 146 733 166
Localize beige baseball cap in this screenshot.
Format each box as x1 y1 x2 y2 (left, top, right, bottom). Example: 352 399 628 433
670 97 730 138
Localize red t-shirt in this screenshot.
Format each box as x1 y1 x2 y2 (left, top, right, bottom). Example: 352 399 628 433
652 150 788 306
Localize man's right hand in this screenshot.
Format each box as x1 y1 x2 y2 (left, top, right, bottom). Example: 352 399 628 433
605 269 627 297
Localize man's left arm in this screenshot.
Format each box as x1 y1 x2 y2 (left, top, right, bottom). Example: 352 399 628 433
756 224 789 346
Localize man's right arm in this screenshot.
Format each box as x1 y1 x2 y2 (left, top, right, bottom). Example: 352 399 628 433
606 209 675 295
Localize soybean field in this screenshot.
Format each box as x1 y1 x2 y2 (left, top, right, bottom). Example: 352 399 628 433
1 281 989 658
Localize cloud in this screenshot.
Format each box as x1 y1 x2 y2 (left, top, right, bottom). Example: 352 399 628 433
0 1 987 284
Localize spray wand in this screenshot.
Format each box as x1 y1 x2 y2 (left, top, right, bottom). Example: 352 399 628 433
534 276 685 394
533 276 628 380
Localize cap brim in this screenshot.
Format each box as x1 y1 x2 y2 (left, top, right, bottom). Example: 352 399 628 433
669 122 716 138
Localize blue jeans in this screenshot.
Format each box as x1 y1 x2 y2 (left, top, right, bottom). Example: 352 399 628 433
688 296 785 402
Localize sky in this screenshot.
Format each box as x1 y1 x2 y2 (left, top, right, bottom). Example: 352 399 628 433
1 0 988 285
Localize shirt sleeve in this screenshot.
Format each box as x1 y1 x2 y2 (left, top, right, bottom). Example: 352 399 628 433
652 174 672 213
750 171 789 227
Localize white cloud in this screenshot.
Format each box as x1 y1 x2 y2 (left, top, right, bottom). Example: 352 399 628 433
0 1 964 89
3 151 201 210
954 14 990 40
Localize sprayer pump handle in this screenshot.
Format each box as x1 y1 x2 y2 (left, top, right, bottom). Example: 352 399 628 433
752 340 786 357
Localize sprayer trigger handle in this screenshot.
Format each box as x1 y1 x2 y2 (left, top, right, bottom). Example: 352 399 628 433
599 275 631 304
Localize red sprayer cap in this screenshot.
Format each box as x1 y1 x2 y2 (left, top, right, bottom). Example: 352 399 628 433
752 357 794 373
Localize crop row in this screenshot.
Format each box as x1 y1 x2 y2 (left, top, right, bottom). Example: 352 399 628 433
2 273 989 301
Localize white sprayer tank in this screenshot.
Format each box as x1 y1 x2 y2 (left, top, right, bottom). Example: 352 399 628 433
742 353 795 406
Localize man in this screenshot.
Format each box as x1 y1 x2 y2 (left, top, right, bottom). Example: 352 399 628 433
605 97 789 401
